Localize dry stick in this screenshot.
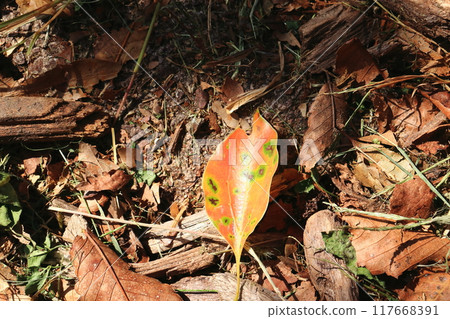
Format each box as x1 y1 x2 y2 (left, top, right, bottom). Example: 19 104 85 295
246 245 285 301
113 1 162 125
48 206 224 241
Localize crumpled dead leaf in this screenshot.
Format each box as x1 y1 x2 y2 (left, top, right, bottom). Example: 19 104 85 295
70 230 182 301
396 29 450 77
373 92 448 147
341 214 449 278
76 169 131 192
298 83 347 171
351 133 413 192
78 142 119 175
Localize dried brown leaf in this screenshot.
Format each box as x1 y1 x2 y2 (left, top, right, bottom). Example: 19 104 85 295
222 77 244 102
211 100 239 129
78 142 118 174
298 83 347 171
70 231 182 301
342 214 450 278
194 87 209 109
416 140 448 155
16 0 56 14
24 59 122 93
373 93 447 147
95 27 148 64
335 38 381 86
23 156 47 176
291 280 317 301
396 269 450 301
274 31 301 48
389 176 435 219
76 169 131 192
396 29 450 77
351 134 413 192
304 210 359 300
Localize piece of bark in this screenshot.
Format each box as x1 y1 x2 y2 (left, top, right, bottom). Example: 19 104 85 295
303 210 359 301
132 241 226 278
172 273 282 301
146 210 215 254
379 0 450 39
298 4 375 74
0 97 109 143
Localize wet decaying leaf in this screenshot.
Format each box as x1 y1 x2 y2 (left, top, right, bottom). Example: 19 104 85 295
389 176 435 219
298 83 347 171
396 268 450 301
341 214 449 278
70 230 182 301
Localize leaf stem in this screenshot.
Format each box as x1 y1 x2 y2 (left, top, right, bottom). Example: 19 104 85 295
234 258 241 301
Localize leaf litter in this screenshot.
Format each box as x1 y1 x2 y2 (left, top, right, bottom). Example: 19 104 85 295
0 0 448 302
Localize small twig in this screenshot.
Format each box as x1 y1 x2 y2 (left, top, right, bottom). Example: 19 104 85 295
48 206 224 241
246 245 286 301
113 2 162 124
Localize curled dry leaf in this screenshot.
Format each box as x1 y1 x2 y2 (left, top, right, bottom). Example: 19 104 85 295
341 214 449 278
70 230 182 301
389 176 435 219
76 169 131 192
298 83 347 172
351 133 413 192
373 92 447 147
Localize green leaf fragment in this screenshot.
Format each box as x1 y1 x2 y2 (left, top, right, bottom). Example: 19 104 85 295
322 229 373 279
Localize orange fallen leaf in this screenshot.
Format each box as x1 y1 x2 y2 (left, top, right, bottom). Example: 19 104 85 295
70 230 182 301
342 214 449 278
